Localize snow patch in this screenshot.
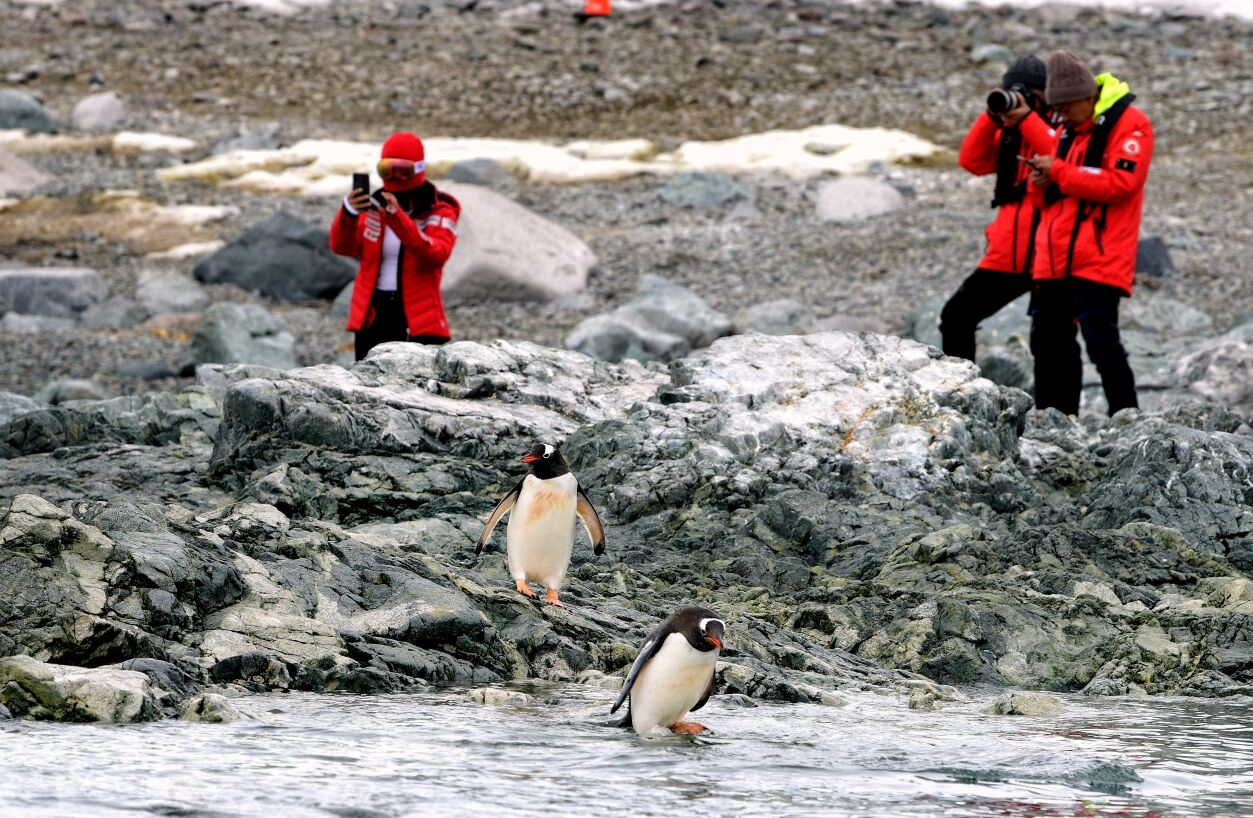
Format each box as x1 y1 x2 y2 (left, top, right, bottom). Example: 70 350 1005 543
158 125 941 195
146 240 227 260
0 130 196 154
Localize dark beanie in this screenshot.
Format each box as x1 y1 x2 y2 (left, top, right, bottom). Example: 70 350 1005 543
1045 51 1097 105
1002 55 1046 91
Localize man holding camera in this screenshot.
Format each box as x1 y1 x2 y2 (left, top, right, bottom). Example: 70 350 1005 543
1014 51 1152 415
938 55 1049 362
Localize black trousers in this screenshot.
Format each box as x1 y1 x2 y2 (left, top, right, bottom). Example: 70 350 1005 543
354 291 448 361
1029 278 1138 416
939 268 1032 361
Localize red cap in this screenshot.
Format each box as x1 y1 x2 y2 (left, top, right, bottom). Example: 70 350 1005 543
380 131 426 191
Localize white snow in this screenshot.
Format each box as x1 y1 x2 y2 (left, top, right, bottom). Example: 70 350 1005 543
146 240 226 260
0 130 197 154
157 125 941 195
112 132 198 154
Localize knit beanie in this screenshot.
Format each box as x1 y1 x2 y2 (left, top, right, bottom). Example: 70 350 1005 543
380 131 426 191
1002 55 1046 91
1045 51 1097 105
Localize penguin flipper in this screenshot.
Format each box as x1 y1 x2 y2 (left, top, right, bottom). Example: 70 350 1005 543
610 633 664 714
689 669 716 714
476 477 525 555
576 486 607 556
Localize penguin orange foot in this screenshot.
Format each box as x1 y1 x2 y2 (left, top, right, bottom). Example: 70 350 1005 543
515 579 538 598
543 588 568 609
671 721 706 735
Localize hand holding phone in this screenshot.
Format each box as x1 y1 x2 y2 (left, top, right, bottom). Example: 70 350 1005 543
347 172 373 212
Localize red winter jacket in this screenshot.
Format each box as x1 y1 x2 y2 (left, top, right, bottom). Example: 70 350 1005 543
329 187 461 338
1020 81 1153 295
958 112 1046 275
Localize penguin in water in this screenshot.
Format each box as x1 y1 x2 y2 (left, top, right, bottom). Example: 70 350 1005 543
476 443 606 608
611 607 725 736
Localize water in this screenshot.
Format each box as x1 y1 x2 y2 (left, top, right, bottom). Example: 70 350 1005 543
3 685 1252 818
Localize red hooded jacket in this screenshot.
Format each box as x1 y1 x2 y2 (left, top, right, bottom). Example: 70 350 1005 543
958 112 1046 275
329 187 460 339
1020 80 1153 295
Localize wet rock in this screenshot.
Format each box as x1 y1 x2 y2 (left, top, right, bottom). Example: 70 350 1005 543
35 378 109 404
439 182 595 303
193 211 355 302
984 692 1065 716
658 172 753 211
0 313 75 333
188 303 297 369
179 693 244 723
70 91 126 132
445 158 514 188
1136 236 1173 278
136 269 211 315
0 655 159 722
0 89 56 133
80 297 149 329
0 266 108 319
735 299 814 335
0 702 10 719
566 274 733 363
0 152 49 196
815 177 905 224
908 686 939 710
466 688 534 705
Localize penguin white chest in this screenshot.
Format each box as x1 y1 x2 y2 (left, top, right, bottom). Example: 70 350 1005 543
630 633 716 736
507 473 577 586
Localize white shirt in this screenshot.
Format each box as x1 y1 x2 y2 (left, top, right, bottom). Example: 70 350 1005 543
376 226 401 292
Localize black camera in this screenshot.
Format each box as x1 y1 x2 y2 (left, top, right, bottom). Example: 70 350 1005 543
987 84 1028 115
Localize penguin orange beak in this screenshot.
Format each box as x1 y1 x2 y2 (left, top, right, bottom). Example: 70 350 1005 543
707 635 723 650
521 454 540 463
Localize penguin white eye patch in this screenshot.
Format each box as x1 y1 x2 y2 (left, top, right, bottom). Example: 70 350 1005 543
542 444 554 458
699 618 724 633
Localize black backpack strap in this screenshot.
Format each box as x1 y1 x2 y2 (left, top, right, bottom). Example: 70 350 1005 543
1061 94 1136 274
990 127 1027 209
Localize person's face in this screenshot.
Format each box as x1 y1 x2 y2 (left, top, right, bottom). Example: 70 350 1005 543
1056 96 1097 127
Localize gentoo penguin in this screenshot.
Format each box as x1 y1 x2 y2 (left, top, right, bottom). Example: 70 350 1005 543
476 443 606 607
611 607 725 736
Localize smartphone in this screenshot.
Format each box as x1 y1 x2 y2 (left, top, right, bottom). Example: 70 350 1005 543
352 172 370 197
1017 156 1033 164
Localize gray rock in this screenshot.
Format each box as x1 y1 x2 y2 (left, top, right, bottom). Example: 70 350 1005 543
80 297 150 329
212 122 282 153
815 177 905 224
735 299 814 335
566 274 733 363
439 181 596 303
1136 236 1173 278
811 314 889 334
70 91 127 131
0 312 75 333
0 89 56 133
0 152 50 196
445 158 514 188
331 280 354 320
116 361 178 381
188 303 297 369
193 211 355 302
984 692 1065 716
0 267 108 318
35 378 109 404
0 702 10 719
658 172 753 211
136 269 211 315
179 693 244 723
908 687 939 711
971 43 1013 64
0 390 42 426
0 655 159 722
466 688 534 705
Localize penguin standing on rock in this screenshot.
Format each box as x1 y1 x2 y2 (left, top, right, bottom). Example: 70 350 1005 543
611 607 726 736
476 443 606 608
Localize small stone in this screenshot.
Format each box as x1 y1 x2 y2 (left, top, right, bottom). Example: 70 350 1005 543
0 89 56 133
70 91 127 132
80 297 149 329
736 299 814 336
466 688 534 705
0 152 50 196
0 312 75 333
444 158 514 188
971 43 1013 64
815 177 905 224
1136 236 1174 278
909 687 938 710
721 25 763 44
658 172 753 211
179 693 244 723
984 691 1065 716
136 269 211 315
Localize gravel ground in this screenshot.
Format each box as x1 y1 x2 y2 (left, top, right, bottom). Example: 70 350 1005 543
1 0 1250 398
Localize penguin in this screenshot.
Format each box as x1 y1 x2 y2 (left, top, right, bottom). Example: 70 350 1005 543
476 442 606 608
610 607 725 736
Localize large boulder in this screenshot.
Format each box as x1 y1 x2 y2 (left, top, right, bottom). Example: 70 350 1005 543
0 89 56 134
188 303 297 369
565 274 733 363
70 91 126 132
192 211 355 302
815 176 905 224
0 655 159 722
439 182 595 303
0 267 107 318
0 152 50 196
136 269 211 315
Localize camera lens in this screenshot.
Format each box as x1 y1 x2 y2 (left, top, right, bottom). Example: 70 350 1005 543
987 89 1017 115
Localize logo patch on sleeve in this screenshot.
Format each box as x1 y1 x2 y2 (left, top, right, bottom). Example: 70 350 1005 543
1123 138 1141 155
1116 158 1138 173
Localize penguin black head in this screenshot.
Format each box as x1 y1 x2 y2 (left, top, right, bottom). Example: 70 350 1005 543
520 442 570 479
673 606 725 652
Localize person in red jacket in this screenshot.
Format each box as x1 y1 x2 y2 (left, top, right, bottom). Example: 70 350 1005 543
1016 51 1152 415
329 131 461 361
939 55 1048 362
